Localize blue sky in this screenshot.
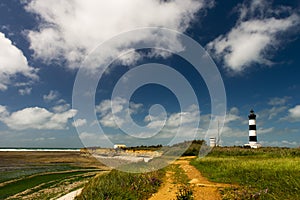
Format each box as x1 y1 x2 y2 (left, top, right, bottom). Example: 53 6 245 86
0 0 299 148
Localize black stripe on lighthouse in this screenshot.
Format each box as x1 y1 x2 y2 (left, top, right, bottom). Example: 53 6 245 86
249 136 257 142
249 125 256 130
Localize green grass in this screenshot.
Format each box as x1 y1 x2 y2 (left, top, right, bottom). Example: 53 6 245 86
76 169 165 200
0 170 95 199
191 147 300 200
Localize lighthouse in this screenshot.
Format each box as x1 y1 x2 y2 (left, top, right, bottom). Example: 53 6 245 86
248 109 257 145
245 109 261 148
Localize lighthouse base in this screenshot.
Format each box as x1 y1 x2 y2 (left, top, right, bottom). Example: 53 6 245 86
243 143 262 149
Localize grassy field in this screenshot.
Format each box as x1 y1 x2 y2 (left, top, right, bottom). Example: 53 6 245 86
76 169 165 200
0 151 107 199
191 147 300 200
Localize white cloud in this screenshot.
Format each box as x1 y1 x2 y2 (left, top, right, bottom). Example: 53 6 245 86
288 105 300 121
34 137 56 141
118 51 142 66
72 118 87 127
0 106 77 130
257 98 290 120
281 140 298 147
52 103 70 113
166 106 200 127
24 0 211 69
268 96 291 106
79 132 98 140
207 0 299 72
225 107 240 123
0 32 38 90
258 127 274 134
0 105 9 118
96 98 201 139
137 104 200 138
18 87 32 96
96 97 142 129
267 106 287 120
43 90 59 102
261 140 299 147
79 132 108 146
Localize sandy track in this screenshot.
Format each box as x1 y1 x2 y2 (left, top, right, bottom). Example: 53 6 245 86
149 171 178 200
149 157 232 200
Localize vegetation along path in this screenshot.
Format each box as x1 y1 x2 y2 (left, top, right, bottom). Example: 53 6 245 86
150 156 233 200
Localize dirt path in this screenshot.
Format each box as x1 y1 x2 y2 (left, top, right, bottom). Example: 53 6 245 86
149 171 178 200
149 157 232 200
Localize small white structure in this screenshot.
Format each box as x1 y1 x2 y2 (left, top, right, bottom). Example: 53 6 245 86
209 137 216 147
113 144 126 149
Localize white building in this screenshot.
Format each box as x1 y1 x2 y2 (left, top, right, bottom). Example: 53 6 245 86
113 144 126 149
209 137 216 147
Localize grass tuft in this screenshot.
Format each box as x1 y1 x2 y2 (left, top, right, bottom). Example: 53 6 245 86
176 185 194 200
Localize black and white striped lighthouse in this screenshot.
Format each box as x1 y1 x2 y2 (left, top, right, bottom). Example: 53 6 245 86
246 109 261 148
248 109 257 145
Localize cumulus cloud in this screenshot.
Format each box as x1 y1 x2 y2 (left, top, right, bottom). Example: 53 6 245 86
23 0 211 69
207 0 300 72
0 32 38 90
0 106 77 130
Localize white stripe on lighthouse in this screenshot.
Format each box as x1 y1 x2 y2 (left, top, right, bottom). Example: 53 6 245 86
249 119 256 125
249 130 257 136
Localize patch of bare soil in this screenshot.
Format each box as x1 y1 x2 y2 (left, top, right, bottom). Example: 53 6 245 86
149 157 233 200
149 171 178 200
